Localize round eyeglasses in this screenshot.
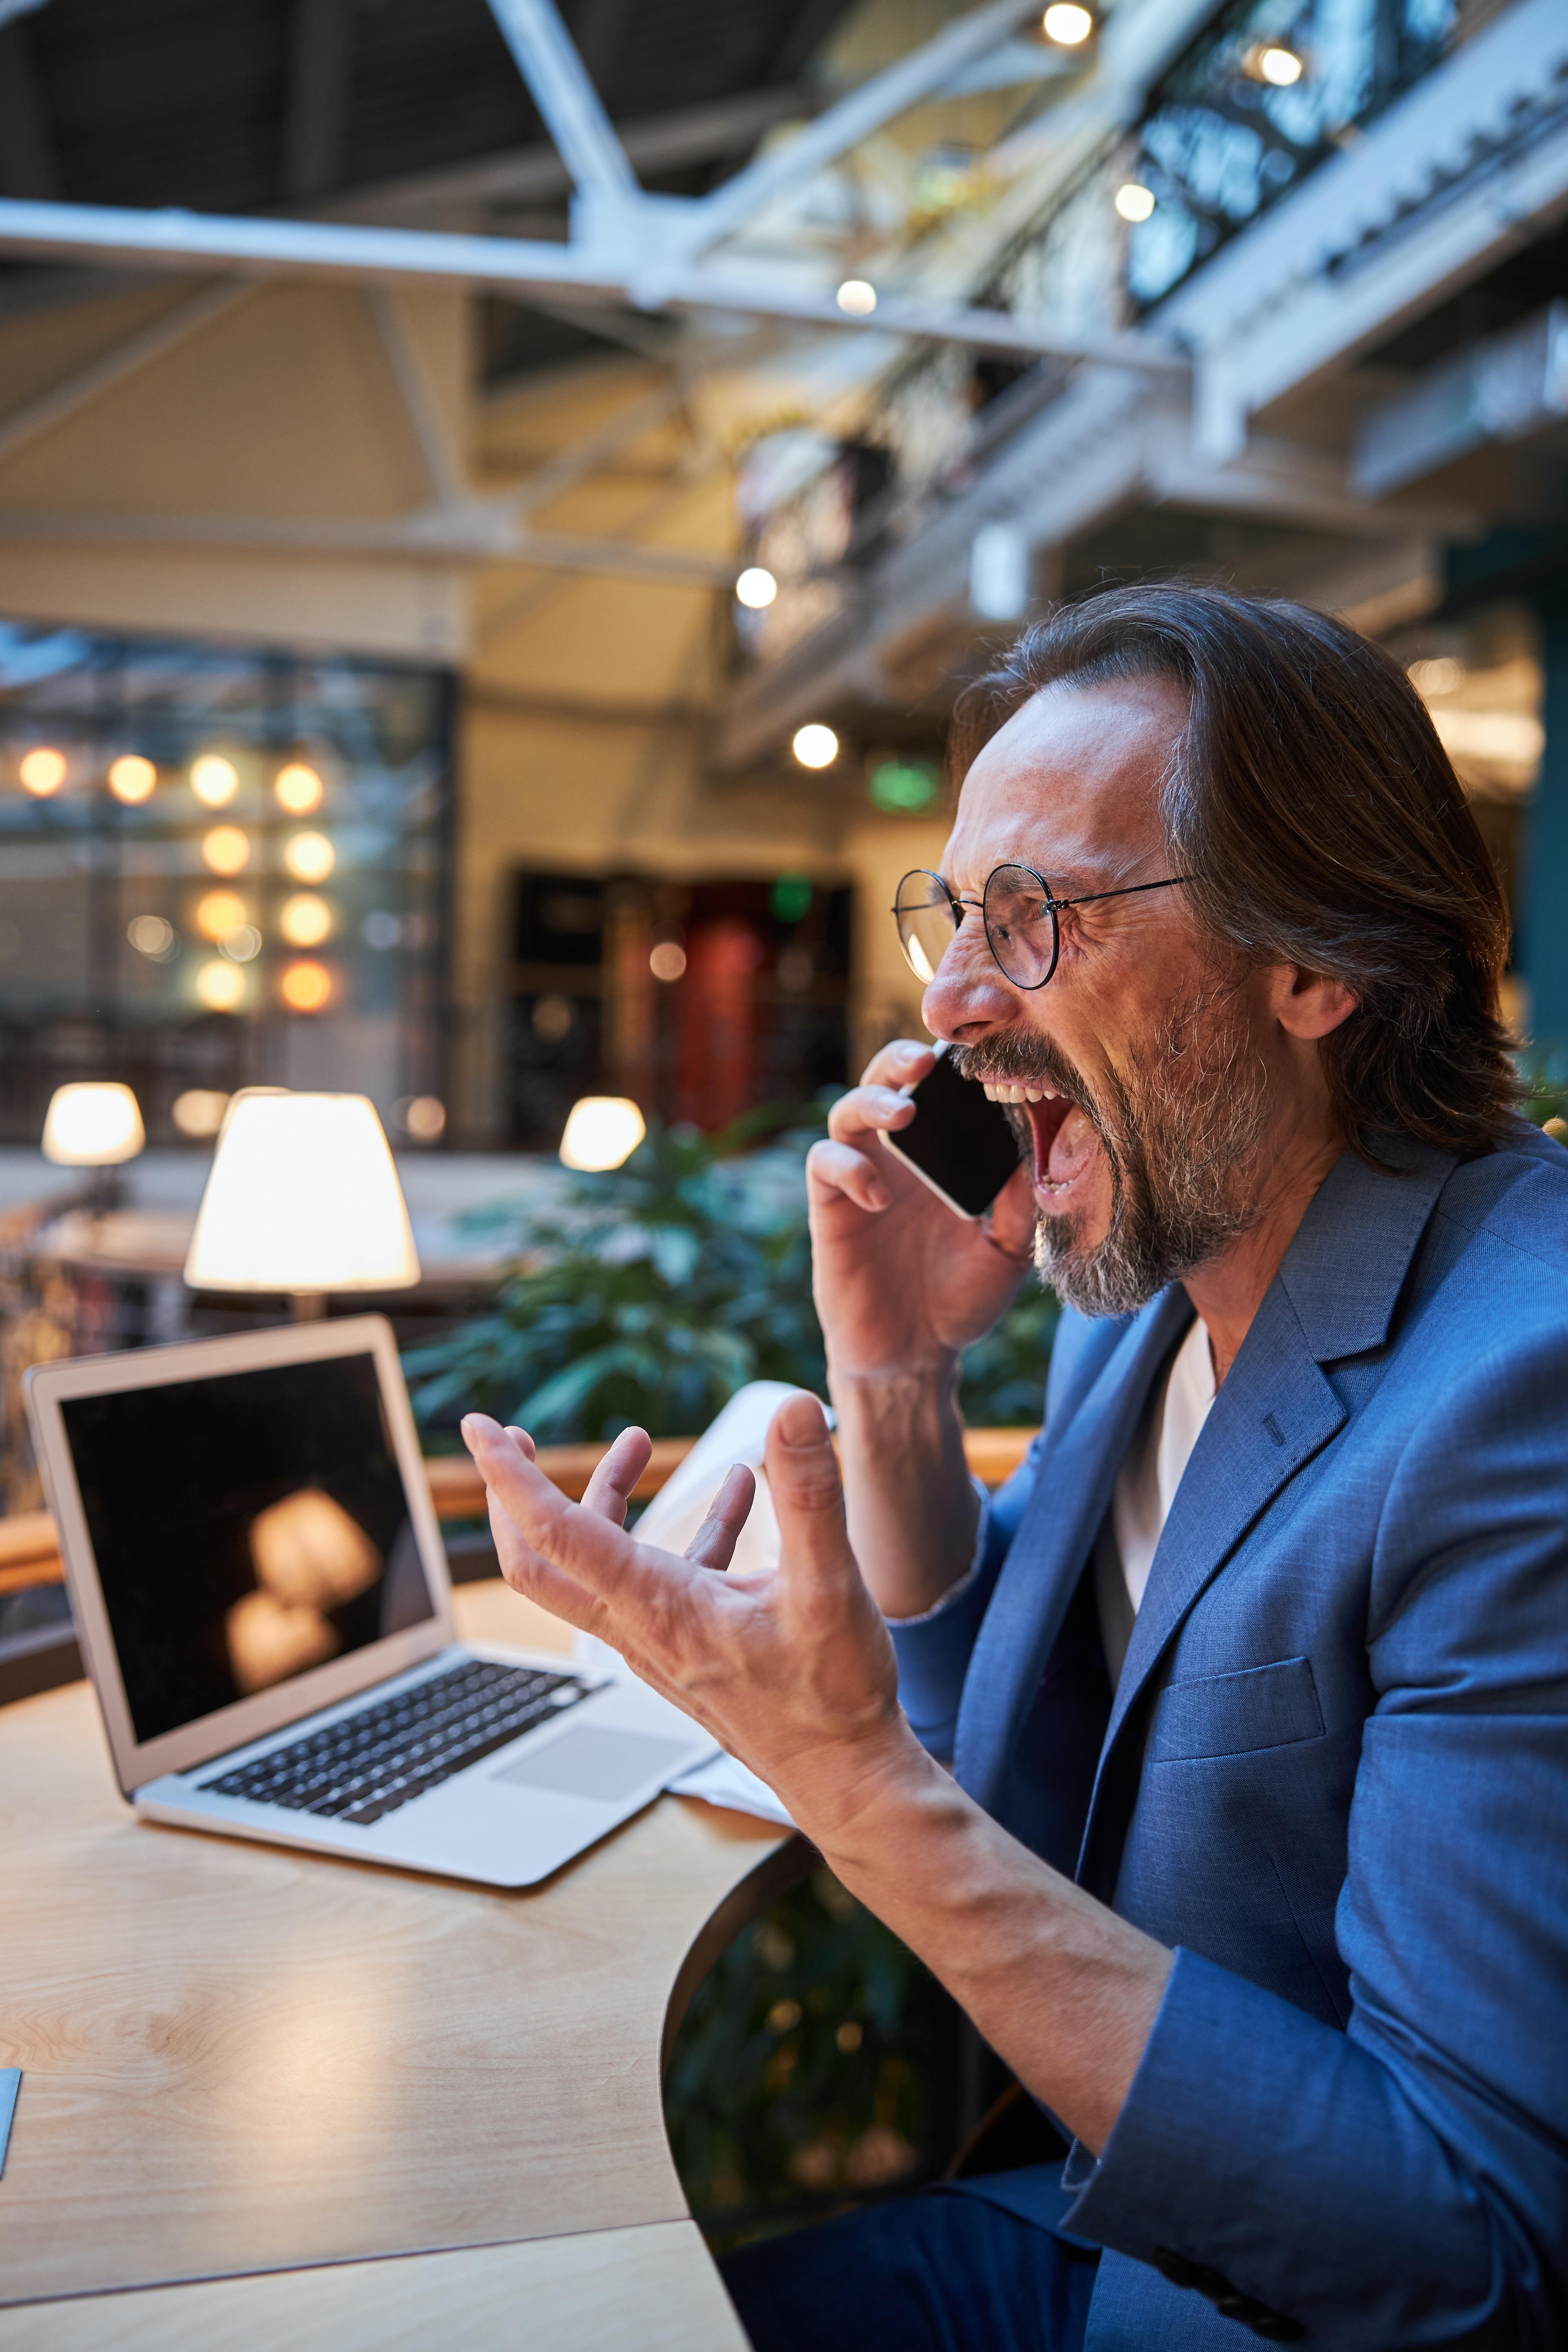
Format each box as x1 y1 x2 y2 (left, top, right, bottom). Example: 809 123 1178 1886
892 864 1198 991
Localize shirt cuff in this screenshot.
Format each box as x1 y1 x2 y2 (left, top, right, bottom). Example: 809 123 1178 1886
883 1477 991 1627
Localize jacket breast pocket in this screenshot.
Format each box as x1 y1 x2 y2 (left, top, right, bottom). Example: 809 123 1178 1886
1148 1655 1325 1762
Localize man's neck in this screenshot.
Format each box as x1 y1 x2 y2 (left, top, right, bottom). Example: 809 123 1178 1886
1184 1121 1344 1386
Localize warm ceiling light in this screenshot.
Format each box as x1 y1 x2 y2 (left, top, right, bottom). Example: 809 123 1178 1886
1043 3 1093 42
108 754 157 804
202 825 251 875
835 279 877 316
172 1087 230 1139
1114 181 1156 222
792 723 840 770
279 892 332 947
183 1090 421 1296
190 753 239 808
284 831 335 884
735 566 778 609
196 958 247 1011
649 940 687 982
41 1081 145 1167
559 1095 646 1173
195 888 248 941
281 959 332 1013
274 761 324 815
19 746 66 797
1258 43 1303 83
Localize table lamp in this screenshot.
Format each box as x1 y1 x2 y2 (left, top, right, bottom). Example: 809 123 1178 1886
184 1088 421 1321
41 1082 145 1214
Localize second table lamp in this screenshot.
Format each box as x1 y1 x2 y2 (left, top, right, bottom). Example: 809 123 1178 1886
184 1089 421 1320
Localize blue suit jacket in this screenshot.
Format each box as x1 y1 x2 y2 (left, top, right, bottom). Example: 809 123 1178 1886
890 1123 1568 2348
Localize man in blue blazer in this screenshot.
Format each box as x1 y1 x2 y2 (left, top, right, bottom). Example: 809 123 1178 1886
463 586 1568 2349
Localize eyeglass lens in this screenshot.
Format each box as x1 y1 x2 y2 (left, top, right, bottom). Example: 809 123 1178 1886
983 865 1060 988
893 871 959 984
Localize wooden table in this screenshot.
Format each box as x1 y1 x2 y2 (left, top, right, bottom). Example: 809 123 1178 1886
0 1581 796 2347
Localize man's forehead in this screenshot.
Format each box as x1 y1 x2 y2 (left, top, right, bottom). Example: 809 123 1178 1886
945 675 1183 878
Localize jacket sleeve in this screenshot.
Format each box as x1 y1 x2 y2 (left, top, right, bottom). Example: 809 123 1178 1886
1062 1321 1568 2348
889 1307 1093 1759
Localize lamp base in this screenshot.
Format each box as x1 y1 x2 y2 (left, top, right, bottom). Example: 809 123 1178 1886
289 1291 328 1323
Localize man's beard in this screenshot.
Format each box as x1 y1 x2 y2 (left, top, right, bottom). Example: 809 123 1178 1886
953 984 1272 1318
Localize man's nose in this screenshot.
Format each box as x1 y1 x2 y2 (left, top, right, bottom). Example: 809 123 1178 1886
920 920 1018 1045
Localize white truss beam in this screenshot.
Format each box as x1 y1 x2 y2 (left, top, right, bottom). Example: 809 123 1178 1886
0 278 249 466
484 0 640 211
0 502 741 586
0 195 1187 373
659 0 1048 270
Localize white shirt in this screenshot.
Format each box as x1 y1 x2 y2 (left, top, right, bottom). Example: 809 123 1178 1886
1094 1315 1216 1686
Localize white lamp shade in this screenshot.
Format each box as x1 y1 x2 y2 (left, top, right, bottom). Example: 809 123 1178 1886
41 1082 145 1167
184 1090 421 1294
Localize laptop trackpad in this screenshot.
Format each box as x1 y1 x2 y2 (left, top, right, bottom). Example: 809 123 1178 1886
494 1726 693 1803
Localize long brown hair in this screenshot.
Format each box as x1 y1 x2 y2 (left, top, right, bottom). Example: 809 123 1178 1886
949 584 1517 1163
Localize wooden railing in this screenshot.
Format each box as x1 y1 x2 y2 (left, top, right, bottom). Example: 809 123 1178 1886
0 1428 1036 1598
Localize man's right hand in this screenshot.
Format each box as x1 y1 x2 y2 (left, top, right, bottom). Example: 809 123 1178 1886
807 1040 1038 1382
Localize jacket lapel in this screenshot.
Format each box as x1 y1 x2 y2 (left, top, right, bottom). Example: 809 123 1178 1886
955 1285 1191 1813
1074 1136 1457 1882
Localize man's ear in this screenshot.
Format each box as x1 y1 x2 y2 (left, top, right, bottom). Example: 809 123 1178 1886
1267 964 1359 1042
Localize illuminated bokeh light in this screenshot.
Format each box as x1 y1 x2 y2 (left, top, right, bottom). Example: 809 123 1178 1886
195 889 249 941
108 754 157 804
280 893 332 947
281 959 332 1012
284 831 335 884
275 761 324 815
190 754 239 808
20 747 66 797
196 958 247 1011
202 825 251 875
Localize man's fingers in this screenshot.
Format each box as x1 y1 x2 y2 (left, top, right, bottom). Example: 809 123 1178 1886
502 1425 537 1461
684 1463 757 1574
858 1039 935 1091
807 1136 895 1214
764 1392 853 1586
463 1413 685 1610
824 1082 919 1149
582 1426 653 1526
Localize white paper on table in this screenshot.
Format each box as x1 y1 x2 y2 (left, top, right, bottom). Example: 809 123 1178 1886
566 1383 824 1829
669 1749 796 1828
571 1381 822 1687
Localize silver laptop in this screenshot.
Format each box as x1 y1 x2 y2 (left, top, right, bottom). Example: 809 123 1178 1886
25 1315 715 1888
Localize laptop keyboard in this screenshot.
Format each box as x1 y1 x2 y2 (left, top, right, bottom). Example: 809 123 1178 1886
198 1657 590 1827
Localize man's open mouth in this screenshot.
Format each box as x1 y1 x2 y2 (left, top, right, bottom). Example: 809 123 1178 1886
978 1078 1101 1202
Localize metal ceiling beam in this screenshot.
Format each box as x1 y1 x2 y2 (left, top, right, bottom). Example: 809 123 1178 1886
281 0 354 201
0 503 740 586
320 89 805 229
0 14 60 201
484 0 640 210
365 286 467 507
0 279 249 467
657 0 1049 270
0 196 1187 373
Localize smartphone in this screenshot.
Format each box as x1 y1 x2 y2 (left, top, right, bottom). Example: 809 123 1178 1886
879 1043 1024 1221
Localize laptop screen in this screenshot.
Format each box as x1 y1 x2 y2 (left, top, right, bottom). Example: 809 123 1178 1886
61 1350 437 1745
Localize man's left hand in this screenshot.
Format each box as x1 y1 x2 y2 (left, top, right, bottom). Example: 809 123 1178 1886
460 1392 919 1843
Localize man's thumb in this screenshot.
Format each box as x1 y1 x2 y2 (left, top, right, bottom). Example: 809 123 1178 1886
765 1391 849 1581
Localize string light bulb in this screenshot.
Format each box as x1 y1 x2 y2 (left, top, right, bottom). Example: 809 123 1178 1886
108 754 156 804
835 280 877 316
792 723 840 770
202 826 251 875
735 566 778 609
1042 4 1093 42
1258 43 1303 83
283 831 335 884
190 754 239 808
1114 182 1156 222
274 761 324 815
19 747 66 797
